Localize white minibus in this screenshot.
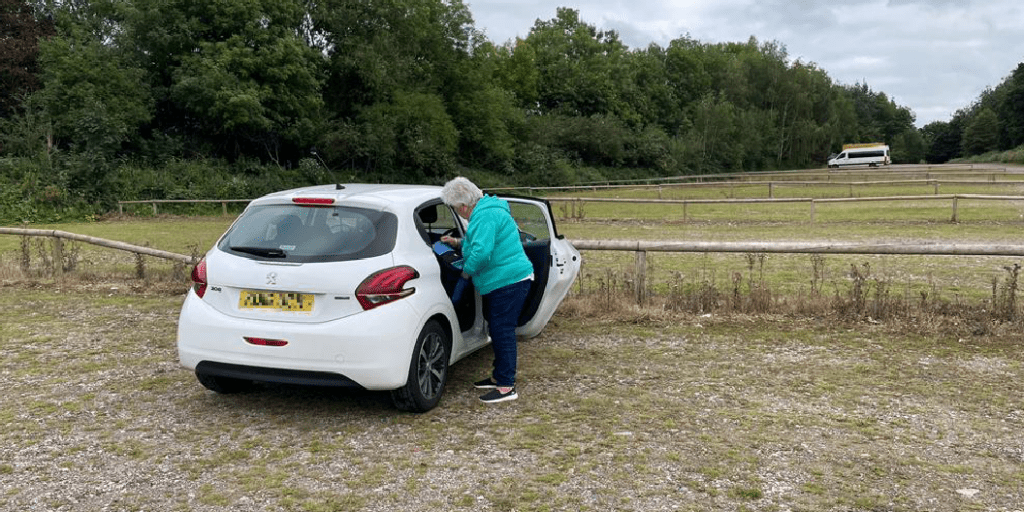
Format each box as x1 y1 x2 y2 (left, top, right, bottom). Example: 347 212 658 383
827 145 890 168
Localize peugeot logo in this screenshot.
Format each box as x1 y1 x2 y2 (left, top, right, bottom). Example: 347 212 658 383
266 272 278 286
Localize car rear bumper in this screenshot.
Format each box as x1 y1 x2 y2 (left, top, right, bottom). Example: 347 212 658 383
195 361 365 388
176 292 422 390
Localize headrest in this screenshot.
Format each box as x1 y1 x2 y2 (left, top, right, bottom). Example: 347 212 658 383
419 207 438 224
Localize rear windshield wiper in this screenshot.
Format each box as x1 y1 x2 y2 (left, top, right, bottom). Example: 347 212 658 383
231 246 287 258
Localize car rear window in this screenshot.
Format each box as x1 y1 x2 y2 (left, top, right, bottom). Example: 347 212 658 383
218 204 398 262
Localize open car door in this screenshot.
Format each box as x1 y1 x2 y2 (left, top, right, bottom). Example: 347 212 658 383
502 197 582 338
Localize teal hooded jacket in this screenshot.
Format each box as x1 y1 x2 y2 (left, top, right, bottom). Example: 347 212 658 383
461 195 534 295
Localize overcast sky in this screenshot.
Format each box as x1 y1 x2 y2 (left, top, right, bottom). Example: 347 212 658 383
468 0 1024 128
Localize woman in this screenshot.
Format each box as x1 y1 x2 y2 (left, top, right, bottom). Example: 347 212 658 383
440 177 533 403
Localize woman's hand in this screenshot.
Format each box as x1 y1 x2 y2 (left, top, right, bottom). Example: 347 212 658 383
440 235 460 248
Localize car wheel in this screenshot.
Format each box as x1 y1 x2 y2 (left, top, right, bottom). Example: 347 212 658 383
196 372 256 394
392 320 449 412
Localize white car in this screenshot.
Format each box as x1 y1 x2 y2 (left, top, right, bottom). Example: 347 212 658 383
176 184 581 412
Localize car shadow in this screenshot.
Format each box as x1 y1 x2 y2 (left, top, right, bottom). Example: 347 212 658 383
188 347 495 417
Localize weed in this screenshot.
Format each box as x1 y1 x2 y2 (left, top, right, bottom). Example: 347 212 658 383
994 263 1020 321
19 233 30 274
61 240 80 273
558 199 586 220
729 486 764 500
741 252 771 313
135 245 147 280
810 254 826 296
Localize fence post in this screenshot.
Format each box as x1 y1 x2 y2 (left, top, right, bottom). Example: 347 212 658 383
768 182 773 198
118 203 124 215
951 196 959 223
152 202 158 215
810 200 816 223
52 235 63 280
634 250 647 305
222 202 227 216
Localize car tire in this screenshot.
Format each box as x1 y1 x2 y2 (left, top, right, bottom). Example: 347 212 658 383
391 320 449 412
196 372 256 394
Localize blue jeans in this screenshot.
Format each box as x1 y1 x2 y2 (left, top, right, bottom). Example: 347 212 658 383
482 279 531 387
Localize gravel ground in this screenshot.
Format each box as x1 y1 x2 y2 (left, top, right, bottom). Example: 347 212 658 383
2 285 1024 511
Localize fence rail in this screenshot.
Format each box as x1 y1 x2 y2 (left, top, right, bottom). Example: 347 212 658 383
571 239 1024 256
5 226 1024 304
511 178 1024 197
550 193 1024 223
571 239 1024 304
114 191 1024 224
489 164 1023 191
0 228 194 280
117 199 251 215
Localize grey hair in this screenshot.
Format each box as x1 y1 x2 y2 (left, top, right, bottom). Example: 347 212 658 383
441 176 483 208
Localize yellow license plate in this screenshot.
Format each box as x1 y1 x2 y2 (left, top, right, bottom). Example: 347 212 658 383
239 290 314 312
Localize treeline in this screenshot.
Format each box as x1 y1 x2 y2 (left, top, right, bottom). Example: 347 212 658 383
1 0 928 222
922 63 1024 164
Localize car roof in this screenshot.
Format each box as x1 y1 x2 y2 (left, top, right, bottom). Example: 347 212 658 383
252 184 443 210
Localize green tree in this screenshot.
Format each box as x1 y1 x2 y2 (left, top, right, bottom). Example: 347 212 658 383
490 39 540 109
29 35 152 198
961 107 1000 155
663 37 712 113
922 117 962 163
33 36 152 158
356 91 458 178
891 128 925 164
313 0 491 175
999 63 1024 148
0 0 55 120
128 0 325 163
526 8 633 120
450 43 522 169
628 44 686 135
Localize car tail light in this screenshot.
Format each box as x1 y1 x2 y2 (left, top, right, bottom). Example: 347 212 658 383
293 197 334 206
191 258 208 298
356 266 419 310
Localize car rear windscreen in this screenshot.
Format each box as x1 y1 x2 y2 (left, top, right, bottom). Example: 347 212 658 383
218 204 398 262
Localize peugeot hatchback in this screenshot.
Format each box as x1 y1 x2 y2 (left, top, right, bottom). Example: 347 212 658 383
176 184 580 412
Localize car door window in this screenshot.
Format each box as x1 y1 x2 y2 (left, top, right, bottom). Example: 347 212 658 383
508 202 550 243
415 202 462 245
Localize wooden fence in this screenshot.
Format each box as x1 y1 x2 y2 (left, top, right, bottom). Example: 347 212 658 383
571 239 1024 304
114 191 1024 225
0 227 194 280
4 227 1024 305
489 164 1023 191
501 178 1024 199
117 199 252 216
549 193 1024 223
